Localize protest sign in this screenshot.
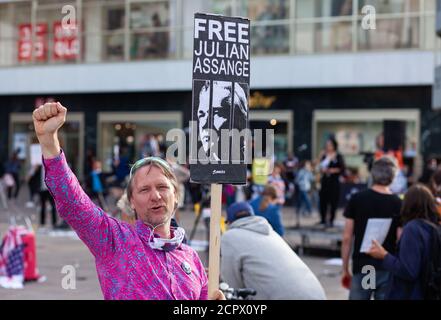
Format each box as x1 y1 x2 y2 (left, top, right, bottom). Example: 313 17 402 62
190 13 250 185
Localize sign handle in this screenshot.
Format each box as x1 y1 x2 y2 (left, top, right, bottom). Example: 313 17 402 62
208 183 222 299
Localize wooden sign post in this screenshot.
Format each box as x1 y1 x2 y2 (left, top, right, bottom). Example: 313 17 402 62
190 13 250 299
208 183 222 297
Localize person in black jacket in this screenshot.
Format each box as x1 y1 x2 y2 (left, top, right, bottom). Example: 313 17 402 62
367 184 441 299
317 137 345 228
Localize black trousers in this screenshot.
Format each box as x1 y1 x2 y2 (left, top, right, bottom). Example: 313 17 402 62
7 173 20 199
40 190 57 226
319 181 340 224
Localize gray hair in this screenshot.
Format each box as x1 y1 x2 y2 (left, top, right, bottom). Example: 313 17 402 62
371 156 398 186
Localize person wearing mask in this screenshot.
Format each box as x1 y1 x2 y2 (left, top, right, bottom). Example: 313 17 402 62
221 202 326 300
367 184 441 299
341 157 402 300
318 137 345 228
249 185 284 236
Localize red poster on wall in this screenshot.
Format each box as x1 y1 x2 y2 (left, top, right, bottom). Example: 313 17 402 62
18 23 48 62
53 21 80 60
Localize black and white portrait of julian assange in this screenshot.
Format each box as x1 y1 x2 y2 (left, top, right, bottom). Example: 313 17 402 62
194 80 248 163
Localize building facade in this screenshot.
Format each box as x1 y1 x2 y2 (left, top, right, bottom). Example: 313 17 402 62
0 0 440 183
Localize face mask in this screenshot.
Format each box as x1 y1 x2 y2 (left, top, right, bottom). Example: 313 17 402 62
147 222 185 252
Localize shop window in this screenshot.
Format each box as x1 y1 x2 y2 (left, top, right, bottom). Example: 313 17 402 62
358 17 420 50
98 113 182 174
129 1 175 60
296 21 352 54
251 24 290 54
357 0 420 15
242 0 290 20
315 116 419 183
296 0 353 18
103 4 125 61
10 113 84 180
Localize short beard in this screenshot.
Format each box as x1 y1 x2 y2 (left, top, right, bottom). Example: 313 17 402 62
138 210 172 228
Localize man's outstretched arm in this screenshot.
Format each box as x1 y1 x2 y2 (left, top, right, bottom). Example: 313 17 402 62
33 102 119 258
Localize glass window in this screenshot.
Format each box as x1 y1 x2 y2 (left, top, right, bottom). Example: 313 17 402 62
13 2 34 65
296 0 353 18
423 15 435 50
102 3 125 61
211 0 234 16
252 24 290 54
36 5 80 64
316 120 417 183
129 1 175 60
424 0 435 12
296 21 352 54
100 117 181 173
358 0 420 14
250 119 288 162
240 0 290 21
358 17 420 50
10 115 84 178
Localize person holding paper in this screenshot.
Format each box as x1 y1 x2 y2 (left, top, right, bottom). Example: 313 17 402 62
32 102 224 300
341 157 402 300
367 184 441 299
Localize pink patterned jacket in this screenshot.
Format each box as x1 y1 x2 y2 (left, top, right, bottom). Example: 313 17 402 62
43 150 208 300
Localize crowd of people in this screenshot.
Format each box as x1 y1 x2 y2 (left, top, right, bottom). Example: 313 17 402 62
1 102 440 300
2 132 440 234
342 156 441 300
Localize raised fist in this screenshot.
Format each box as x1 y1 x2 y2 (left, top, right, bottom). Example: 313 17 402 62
32 102 67 138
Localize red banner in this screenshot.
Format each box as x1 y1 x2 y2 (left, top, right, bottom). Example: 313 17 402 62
18 23 48 62
53 21 80 60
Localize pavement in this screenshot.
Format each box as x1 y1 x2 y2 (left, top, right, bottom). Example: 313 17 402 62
0 187 349 300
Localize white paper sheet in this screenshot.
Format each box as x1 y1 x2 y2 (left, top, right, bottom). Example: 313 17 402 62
360 218 392 253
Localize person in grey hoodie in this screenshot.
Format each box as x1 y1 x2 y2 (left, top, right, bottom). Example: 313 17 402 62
220 202 327 300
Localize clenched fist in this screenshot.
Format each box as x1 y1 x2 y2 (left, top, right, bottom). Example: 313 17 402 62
33 102 67 137
32 102 67 158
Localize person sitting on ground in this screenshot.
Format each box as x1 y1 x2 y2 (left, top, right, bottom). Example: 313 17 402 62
220 201 326 300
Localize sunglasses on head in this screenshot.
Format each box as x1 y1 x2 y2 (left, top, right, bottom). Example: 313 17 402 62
129 157 171 179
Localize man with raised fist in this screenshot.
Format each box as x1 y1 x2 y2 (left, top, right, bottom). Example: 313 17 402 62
33 102 224 300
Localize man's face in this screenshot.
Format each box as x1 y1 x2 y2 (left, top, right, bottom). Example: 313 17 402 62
198 87 210 153
197 82 230 154
130 165 176 227
212 83 230 133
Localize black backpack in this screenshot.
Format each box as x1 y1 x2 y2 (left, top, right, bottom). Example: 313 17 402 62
421 220 441 300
